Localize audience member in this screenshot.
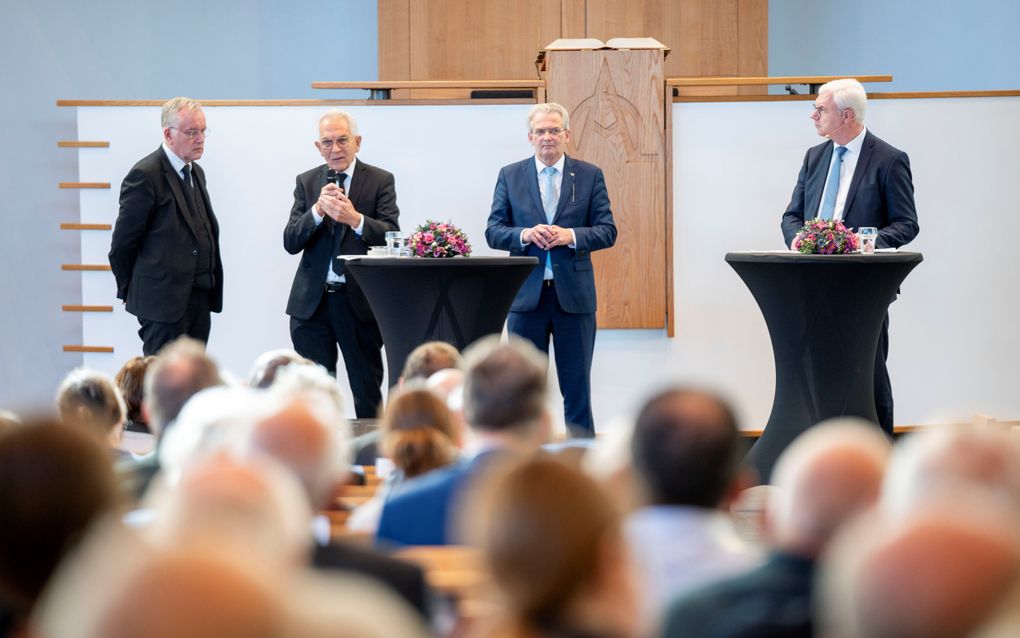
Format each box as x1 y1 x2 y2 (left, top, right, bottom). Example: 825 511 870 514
400 340 462 385
349 385 459 534
113 355 154 433
376 336 550 546
820 501 1020 638
661 417 890 638
244 388 433 622
55 367 129 460
0 410 20 436
120 336 224 500
625 388 761 630
247 348 313 390
472 458 639 638
0 421 120 630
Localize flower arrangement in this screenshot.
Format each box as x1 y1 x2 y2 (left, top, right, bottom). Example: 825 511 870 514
793 218 859 255
406 219 472 258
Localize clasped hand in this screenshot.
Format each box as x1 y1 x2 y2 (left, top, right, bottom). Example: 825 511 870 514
317 183 361 227
524 224 572 250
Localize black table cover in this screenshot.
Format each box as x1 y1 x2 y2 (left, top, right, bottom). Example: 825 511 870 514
343 256 539 386
726 251 923 482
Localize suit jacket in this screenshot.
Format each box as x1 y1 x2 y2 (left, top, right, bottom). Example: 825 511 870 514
109 147 223 322
284 161 399 321
311 540 431 621
485 155 617 314
781 131 919 250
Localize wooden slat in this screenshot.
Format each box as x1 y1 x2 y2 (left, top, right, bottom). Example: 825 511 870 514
312 80 545 90
61 223 112 231
63 345 114 353
59 182 110 189
57 141 109 148
378 0 411 80
62 305 114 312
57 98 535 107
62 264 112 271
667 74 893 87
674 89 1020 103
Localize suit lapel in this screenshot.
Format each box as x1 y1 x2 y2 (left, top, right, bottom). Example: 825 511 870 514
157 148 201 240
190 163 217 235
842 131 874 218
553 156 575 225
523 159 546 221
808 143 833 218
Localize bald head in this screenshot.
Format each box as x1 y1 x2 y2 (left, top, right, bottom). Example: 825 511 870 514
96 548 281 638
769 419 890 555
822 504 1020 638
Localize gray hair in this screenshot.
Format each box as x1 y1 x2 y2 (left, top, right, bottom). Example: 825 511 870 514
56 367 126 436
161 97 203 129
527 102 570 131
318 109 359 137
819 79 868 124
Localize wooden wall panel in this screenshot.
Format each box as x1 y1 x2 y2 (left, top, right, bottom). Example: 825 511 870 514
547 49 667 328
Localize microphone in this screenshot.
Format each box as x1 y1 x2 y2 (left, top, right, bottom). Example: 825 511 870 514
325 169 345 194
823 117 850 140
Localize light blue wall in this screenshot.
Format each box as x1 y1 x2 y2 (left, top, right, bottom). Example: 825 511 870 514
769 0 1020 91
0 0 378 411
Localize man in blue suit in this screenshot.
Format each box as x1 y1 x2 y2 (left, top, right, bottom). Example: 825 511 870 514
781 79 920 434
485 103 617 438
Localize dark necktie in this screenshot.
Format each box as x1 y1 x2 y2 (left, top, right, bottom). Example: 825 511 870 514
180 164 198 211
331 173 348 275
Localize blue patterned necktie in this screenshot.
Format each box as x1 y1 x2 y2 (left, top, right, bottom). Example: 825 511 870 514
819 145 848 220
540 166 558 279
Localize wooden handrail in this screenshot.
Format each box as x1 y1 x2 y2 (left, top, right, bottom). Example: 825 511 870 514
59 182 110 189
312 80 544 90
58 141 109 148
62 305 114 312
61 223 112 231
666 74 893 87
63 345 114 353
62 264 112 271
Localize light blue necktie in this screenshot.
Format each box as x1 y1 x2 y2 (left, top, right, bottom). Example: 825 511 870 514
819 146 848 220
541 166 558 278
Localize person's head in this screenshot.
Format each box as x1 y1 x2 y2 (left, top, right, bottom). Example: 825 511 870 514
247 349 314 390
114 356 155 430
882 427 1020 518
161 97 206 163
399 341 461 385
0 420 119 614
474 458 637 638
316 109 361 172
144 337 224 437
380 385 457 478
821 502 1020 638
631 388 746 509
528 102 572 167
462 336 549 445
767 418 890 556
246 391 351 509
56 367 127 447
812 79 866 142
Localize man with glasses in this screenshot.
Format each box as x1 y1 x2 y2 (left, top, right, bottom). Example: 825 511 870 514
485 102 617 438
781 79 920 434
284 110 399 418
110 97 223 355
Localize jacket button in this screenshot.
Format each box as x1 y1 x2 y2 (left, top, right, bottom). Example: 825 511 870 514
192 250 198 256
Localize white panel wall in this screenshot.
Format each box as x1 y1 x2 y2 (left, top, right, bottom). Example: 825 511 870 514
76 97 1020 429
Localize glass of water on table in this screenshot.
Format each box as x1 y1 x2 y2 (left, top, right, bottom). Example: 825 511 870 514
384 231 403 256
857 227 878 255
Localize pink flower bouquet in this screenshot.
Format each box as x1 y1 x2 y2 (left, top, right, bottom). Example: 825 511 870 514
406 220 472 258
793 218 859 255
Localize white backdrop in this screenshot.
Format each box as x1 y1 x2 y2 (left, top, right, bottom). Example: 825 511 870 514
75 97 1020 430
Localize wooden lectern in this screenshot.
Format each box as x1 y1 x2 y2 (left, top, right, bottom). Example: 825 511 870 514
541 38 672 333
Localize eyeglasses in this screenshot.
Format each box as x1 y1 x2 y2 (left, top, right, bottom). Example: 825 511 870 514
170 127 209 139
319 137 353 149
532 128 565 137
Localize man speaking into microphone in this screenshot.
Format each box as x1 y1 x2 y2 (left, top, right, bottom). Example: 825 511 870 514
284 110 399 417
780 79 919 435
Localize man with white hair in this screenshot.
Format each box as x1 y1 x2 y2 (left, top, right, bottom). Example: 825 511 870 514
110 97 223 355
662 418 890 638
284 109 400 418
781 79 920 434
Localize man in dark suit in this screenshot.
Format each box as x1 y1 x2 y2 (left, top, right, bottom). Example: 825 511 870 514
110 97 223 356
781 79 920 435
485 103 617 438
284 110 399 418
376 336 550 547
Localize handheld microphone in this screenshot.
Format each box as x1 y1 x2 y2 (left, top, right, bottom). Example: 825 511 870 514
325 169 345 194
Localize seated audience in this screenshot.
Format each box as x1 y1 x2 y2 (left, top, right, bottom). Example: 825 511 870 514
625 388 761 631
820 501 1020 638
247 348 313 390
113 355 155 433
55 368 129 461
376 336 550 546
472 458 639 638
661 417 890 638
120 337 224 500
0 421 120 633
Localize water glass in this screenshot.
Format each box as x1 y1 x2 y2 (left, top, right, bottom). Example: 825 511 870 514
857 227 878 255
384 231 402 255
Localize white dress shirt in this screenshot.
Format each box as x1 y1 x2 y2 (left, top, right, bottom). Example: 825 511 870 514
310 157 364 283
816 126 867 222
